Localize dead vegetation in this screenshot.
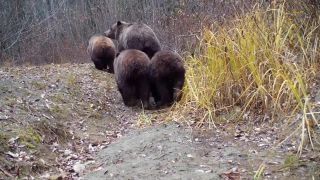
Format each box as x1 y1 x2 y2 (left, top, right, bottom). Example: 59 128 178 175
0 64 141 178
166 2 320 156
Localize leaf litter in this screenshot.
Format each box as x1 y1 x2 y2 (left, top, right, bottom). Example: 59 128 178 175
0 63 319 179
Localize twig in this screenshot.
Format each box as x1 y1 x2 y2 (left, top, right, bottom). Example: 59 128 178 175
0 116 9 121
0 166 14 178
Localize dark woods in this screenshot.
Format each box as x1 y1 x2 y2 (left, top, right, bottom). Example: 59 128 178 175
0 0 318 65
0 0 257 65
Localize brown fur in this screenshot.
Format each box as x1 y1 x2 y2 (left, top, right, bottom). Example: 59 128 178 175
149 50 185 107
87 35 116 72
114 49 151 109
104 21 161 58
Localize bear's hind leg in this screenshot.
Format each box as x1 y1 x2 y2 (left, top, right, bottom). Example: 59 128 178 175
137 81 152 110
119 86 137 107
173 78 184 102
150 81 160 104
156 81 172 107
94 61 105 70
106 60 114 73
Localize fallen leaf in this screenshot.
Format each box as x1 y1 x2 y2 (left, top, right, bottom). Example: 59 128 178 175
221 167 240 180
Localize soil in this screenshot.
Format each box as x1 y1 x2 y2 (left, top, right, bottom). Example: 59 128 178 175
0 63 319 179
83 122 319 180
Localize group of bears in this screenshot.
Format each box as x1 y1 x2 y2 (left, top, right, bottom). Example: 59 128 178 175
87 21 185 110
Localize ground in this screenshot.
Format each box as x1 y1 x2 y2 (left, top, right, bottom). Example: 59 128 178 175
84 123 319 180
0 63 319 179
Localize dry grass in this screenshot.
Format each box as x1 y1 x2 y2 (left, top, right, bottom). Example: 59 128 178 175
171 3 320 154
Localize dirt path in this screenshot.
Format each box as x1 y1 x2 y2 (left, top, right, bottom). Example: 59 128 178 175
82 122 319 180
0 64 319 179
84 123 244 179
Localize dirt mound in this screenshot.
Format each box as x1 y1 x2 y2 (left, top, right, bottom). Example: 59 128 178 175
84 123 229 179
83 122 319 180
0 64 146 178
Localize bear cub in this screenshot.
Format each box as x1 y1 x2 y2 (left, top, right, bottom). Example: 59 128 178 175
114 49 151 109
104 21 161 58
87 35 116 73
149 50 185 107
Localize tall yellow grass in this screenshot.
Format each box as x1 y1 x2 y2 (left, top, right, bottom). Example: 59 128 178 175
172 4 319 153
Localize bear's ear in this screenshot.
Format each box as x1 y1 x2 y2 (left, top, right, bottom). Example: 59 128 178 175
117 21 122 26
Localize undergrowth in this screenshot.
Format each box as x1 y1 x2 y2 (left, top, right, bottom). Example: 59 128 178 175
171 3 320 154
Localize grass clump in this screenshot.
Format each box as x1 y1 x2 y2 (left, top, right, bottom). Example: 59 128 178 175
137 109 153 126
282 154 300 170
172 3 319 152
253 163 265 180
66 74 81 97
32 120 70 144
17 128 42 149
31 80 46 90
0 133 10 154
49 104 69 120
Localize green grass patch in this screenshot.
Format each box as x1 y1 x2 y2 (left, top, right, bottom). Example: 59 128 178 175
17 128 42 150
282 154 300 170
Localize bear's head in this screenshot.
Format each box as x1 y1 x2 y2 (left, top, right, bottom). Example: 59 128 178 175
104 21 130 40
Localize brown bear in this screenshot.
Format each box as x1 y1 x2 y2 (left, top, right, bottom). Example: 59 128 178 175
87 35 116 73
104 21 161 59
149 50 185 107
114 49 151 109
